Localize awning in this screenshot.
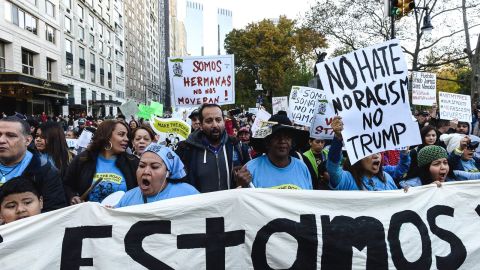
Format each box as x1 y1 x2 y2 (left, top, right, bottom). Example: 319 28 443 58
0 72 68 94
92 100 122 106
37 93 67 99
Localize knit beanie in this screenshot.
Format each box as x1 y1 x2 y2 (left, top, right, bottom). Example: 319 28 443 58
417 145 448 167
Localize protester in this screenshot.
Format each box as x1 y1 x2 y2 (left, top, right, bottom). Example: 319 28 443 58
188 109 201 132
302 138 329 190
448 135 480 172
116 143 198 207
76 118 86 134
406 125 441 178
34 122 73 179
415 111 430 129
238 121 312 189
175 103 250 193
0 116 67 211
0 176 43 224
237 126 255 159
456 121 470 135
65 129 78 139
64 120 139 204
131 125 156 157
129 120 139 130
116 114 126 123
327 117 398 191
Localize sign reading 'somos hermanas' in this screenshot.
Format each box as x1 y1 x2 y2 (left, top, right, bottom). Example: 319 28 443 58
168 55 235 106
316 39 421 164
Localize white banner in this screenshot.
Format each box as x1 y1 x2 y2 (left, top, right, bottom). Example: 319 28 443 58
439 92 472 123
168 55 235 106
288 86 323 127
316 39 421 164
1 182 480 269
412 71 437 106
272 96 289 115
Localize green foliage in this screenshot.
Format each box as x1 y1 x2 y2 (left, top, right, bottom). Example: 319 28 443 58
224 16 327 111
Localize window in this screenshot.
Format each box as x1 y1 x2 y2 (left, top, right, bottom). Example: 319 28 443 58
64 16 71 32
0 42 6 72
46 1 55 17
89 33 94 48
81 88 86 105
98 23 103 36
105 13 110 24
63 0 71 9
87 0 93 6
77 4 83 19
101 93 105 100
90 53 95 83
98 5 102 16
46 58 53 80
65 39 72 53
92 91 96 102
106 31 111 43
79 64 85 79
100 58 104 86
22 50 34 75
107 63 112 88
107 46 111 58
5 2 38 35
45 24 55 43
99 41 103 53
88 14 94 28
78 26 84 40
79 46 85 59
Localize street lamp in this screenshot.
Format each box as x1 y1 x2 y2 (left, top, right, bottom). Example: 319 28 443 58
420 9 433 33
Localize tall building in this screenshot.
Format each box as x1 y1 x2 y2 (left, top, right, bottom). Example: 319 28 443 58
185 1 203 56
169 0 187 57
216 7 232 55
59 0 125 117
0 0 69 115
124 0 164 104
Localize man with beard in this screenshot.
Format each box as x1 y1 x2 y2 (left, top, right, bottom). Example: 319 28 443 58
175 104 250 192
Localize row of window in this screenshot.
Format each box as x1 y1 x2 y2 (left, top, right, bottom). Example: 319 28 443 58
20 48 54 81
24 0 56 18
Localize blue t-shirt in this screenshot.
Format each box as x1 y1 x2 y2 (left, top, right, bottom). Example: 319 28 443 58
246 155 312 190
115 182 199 207
88 155 127 202
0 151 33 186
461 159 479 172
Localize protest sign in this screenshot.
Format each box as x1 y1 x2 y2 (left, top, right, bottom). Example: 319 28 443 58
250 109 271 137
272 96 289 115
150 117 191 149
120 100 139 119
137 102 163 120
2 182 480 269
75 129 93 148
288 86 323 127
309 89 335 140
439 91 472 123
411 71 437 106
248 108 258 115
316 39 421 164
252 120 277 138
168 55 235 106
66 138 77 148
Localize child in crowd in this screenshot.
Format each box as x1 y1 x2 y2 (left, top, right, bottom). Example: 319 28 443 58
0 176 43 224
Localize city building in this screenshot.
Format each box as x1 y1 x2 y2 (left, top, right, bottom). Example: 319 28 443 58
185 0 203 56
0 0 69 116
59 0 125 117
169 0 187 57
216 7 232 55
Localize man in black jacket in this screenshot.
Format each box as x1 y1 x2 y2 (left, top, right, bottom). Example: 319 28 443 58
0 116 67 211
176 104 250 192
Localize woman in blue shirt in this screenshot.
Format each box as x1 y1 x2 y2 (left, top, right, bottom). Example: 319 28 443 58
116 143 198 207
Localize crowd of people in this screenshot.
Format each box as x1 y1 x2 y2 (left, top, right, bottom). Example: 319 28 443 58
1 102 480 225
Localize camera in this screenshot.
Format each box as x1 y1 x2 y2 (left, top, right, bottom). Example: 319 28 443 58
467 141 479 150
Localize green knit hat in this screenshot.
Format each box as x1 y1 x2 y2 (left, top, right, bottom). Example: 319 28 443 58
417 145 448 167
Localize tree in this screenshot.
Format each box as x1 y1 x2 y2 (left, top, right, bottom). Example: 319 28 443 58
224 17 327 110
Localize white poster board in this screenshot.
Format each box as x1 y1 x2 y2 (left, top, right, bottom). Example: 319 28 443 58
75 129 93 148
2 182 480 269
120 100 140 119
168 55 235 106
412 71 437 106
272 96 289 115
316 39 421 164
439 92 472 123
250 109 271 137
310 89 335 140
248 108 258 115
288 86 323 127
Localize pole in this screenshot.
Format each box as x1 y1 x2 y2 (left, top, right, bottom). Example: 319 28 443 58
390 12 395 39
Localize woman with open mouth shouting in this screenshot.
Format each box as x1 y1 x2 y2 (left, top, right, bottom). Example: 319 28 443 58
115 143 199 207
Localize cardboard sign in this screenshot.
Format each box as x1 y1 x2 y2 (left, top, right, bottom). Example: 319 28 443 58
150 117 191 149
2 182 480 269
250 109 271 137
316 39 421 164
272 96 289 115
439 92 472 123
288 86 323 127
168 55 235 106
412 71 436 106
120 100 139 119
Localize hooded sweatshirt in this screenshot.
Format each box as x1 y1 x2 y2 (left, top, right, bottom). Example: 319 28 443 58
175 129 250 193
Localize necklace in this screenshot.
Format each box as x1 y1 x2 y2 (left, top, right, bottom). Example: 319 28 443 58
142 178 168 204
0 162 22 184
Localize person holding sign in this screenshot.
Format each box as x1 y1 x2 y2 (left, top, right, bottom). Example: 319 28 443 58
327 117 398 191
115 143 198 207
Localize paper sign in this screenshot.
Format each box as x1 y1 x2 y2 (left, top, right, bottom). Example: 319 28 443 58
310 93 335 140
66 139 77 148
439 92 472 123
76 129 93 148
272 96 289 115
168 55 235 106
250 109 271 137
252 120 277 138
288 86 323 127
412 71 436 106
316 39 421 164
119 101 139 119
150 117 191 149
248 108 258 115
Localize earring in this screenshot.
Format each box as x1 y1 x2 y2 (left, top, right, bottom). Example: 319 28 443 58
104 141 113 151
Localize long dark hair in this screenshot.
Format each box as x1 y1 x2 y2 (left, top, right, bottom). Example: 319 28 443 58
420 125 439 146
88 120 130 154
38 122 71 177
343 156 385 189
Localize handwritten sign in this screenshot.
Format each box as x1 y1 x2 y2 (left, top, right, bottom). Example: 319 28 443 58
310 89 335 139
272 96 288 115
316 39 421 164
168 55 235 106
412 71 436 106
288 86 323 127
439 92 472 123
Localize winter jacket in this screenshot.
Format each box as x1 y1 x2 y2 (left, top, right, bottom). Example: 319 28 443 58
63 150 139 201
175 129 250 193
21 150 68 212
448 148 480 172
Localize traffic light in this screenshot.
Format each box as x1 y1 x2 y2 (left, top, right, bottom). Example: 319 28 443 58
390 0 415 19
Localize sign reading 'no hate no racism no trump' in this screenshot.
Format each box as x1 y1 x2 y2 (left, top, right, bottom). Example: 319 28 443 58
2 182 480 269
168 55 235 107
316 39 421 164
